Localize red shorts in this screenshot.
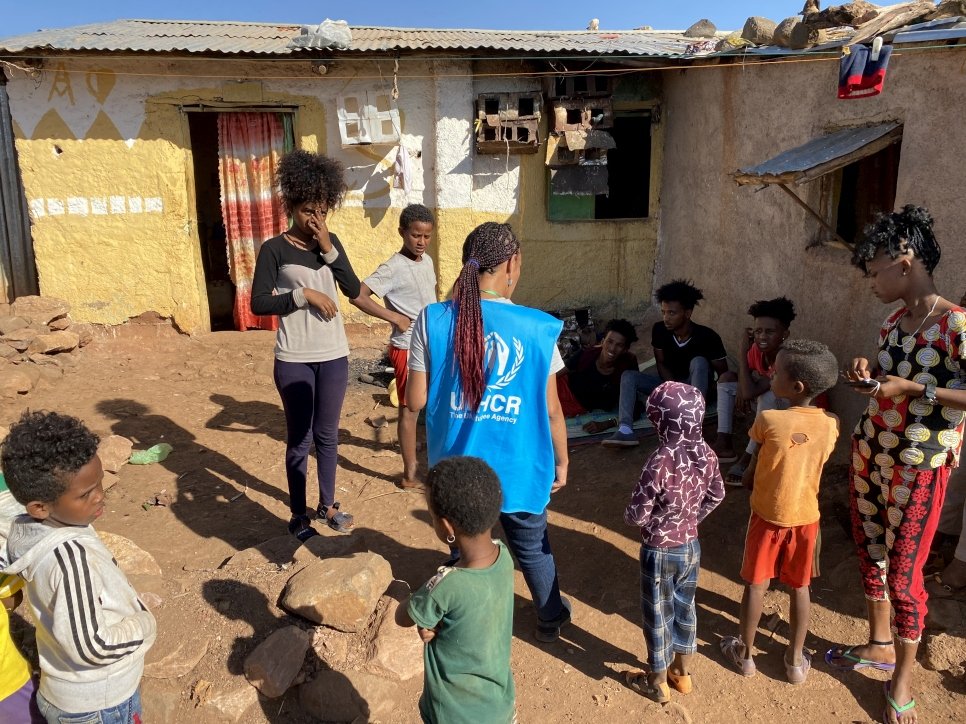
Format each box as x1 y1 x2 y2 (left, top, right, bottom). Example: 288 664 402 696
388 344 409 407
740 512 820 589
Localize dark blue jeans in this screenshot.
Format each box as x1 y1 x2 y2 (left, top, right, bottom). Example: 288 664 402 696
274 357 349 516
500 510 564 622
37 688 141 724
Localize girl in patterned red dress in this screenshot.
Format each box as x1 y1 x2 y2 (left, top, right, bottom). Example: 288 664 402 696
829 206 966 724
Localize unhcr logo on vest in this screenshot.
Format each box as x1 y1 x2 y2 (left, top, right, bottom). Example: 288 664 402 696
449 331 525 420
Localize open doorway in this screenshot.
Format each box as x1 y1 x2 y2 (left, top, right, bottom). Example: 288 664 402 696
187 113 233 330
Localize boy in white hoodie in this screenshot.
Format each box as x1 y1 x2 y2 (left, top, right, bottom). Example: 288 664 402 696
2 411 156 724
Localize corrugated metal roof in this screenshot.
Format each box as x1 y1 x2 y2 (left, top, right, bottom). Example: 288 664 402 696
0 19 700 58
734 122 902 186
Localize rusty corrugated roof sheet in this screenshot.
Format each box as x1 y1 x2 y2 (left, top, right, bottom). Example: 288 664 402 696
0 19 700 58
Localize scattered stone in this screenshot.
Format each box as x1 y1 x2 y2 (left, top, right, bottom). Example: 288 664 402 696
922 632 966 673
73 322 94 347
47 317 71 331
0 316 29 335
742 16 778 45
36 365 63 383
10 295 70 326
98 435 133 473
2 327 39 351
773 16 803 47
367 590 424 681
27 330 79 354
102 471 120 492
299 670 401 723
141 681 181 724
28 352 60 366
144 638 209 679
926 598 966 632
97 531 162 577
0 343 17 359
203 679 259 723
244 626 311 698
225 533 360 571
0 368 33 396
281 552 393 631
683 19 716 38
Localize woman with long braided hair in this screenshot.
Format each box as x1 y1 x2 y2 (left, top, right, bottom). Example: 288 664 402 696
407 222 572 642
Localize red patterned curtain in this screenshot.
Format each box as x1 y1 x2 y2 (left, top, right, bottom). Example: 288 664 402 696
217 113 287 331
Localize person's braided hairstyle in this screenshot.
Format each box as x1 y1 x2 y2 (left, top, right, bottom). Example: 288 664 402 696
852 205 942 275
451 222 521 410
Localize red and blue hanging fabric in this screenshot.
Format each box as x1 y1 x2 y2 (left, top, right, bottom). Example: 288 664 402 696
839 43 894 99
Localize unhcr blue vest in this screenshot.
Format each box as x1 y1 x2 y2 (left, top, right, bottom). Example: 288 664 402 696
424 299 563 514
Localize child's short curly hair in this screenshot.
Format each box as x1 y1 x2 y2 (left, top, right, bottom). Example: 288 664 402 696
604 318 639 345
778 339 839 397
426 457 502 536
1 410 100 505
399 203 434 230
852 205 941 275
276 150 347 212
655 279 704 310
747 297 796 328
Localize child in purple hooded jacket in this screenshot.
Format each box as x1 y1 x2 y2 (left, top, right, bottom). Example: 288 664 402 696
624 381 725 703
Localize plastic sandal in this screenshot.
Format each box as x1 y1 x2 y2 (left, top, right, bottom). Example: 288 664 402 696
883 681 916 722
667 670 692 694
785 651 811 685
825 644 896 672
725 461 747 487
720 636 756 676
317 502 354 534
625 670 671 704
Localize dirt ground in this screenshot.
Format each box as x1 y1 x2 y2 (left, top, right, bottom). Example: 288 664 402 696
2 323 964 723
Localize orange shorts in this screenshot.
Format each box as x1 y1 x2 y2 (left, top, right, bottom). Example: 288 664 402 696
740 512 820 589
388 344 409 407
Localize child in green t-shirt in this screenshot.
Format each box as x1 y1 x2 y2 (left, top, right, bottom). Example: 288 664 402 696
397 457 515 724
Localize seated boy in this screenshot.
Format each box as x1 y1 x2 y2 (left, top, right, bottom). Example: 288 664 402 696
719 339 839 685
1 411 156 722
604 280 728 447
351 203 438 490
556 319 639 422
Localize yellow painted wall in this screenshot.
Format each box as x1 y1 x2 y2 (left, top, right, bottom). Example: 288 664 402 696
9 56 661 334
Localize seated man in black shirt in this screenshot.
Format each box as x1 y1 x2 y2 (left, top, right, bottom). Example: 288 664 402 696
603 279 728 448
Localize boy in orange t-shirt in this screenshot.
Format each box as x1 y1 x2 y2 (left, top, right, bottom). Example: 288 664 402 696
719 340 840 685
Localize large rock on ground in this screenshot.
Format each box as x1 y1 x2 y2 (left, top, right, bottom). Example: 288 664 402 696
10 296 69 326
0 368 33 396
144 637 209 679
922 632 966 673
299 670 401 723
48 317 71 331
225 532 361 570
97 531 162 577
1 327 39 351
742 16 778 45
281 552 392 631
203 678 260 723
0 316 28 335
98 435 133 473
367 592 424 681
27 330 79 354
244 625 311 697
73 322 95 347
683 19 716 38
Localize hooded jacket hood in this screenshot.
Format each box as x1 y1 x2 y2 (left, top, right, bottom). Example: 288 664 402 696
4 515 94 581
646 381 706 446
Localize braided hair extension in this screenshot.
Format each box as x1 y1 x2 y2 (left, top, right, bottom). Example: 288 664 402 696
852 205 942 275
451 222 521 410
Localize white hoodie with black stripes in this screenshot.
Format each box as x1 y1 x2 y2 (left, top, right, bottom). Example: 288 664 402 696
3 515 156 712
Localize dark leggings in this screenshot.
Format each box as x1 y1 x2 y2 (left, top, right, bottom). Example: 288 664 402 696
274 357 348 517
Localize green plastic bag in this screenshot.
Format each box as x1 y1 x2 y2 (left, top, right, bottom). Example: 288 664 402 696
129 443 173 465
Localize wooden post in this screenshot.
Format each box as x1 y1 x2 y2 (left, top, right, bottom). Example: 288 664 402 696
776 183 853 250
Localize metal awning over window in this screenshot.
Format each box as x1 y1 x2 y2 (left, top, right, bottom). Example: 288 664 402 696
733 122 903 248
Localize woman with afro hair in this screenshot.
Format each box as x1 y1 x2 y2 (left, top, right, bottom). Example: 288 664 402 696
830 206 966 724
251 150 361 540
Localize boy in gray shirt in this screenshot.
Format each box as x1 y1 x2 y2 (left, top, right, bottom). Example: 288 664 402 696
352 204 438 489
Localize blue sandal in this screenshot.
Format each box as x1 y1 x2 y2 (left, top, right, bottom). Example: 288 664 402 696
317 502 354 534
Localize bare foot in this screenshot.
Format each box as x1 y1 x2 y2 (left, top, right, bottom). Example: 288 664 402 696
884 680 917 724
829 641 896 667
396 478 426 491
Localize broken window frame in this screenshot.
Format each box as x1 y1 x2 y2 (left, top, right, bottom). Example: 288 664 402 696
337 91 400 146
475 92 542 155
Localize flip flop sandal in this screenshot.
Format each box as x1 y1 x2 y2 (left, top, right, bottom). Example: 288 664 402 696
883 681 916 722
317 502 354 534
720 636 756 676
824 643 896 672
925 572 966 600
667 671 692 694
625 670 670 704
785 651 811 685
